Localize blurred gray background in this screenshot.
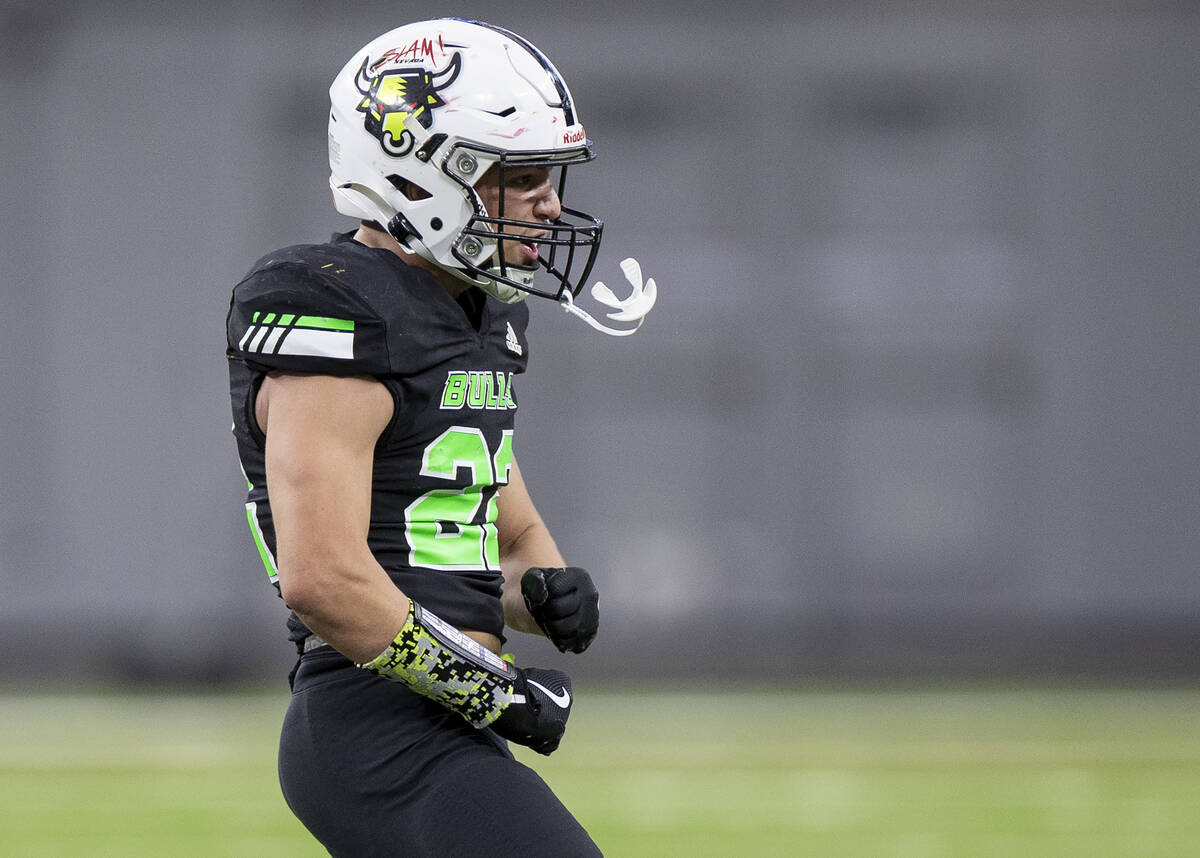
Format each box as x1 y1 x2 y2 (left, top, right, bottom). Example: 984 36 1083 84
1 0 1196 686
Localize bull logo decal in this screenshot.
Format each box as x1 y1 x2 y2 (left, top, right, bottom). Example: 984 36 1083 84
354 52 462 157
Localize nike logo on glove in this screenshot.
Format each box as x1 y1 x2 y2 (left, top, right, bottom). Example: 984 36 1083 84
527 679 571 709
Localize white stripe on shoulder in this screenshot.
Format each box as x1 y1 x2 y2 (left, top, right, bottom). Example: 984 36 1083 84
276 328 354 360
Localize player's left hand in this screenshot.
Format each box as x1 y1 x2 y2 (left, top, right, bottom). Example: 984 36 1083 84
491 666 573 755
521 566 599 654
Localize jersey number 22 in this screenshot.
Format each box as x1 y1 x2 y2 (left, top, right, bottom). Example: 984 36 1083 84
405 427 514 571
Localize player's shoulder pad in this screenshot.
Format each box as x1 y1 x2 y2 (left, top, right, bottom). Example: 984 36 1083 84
226 240 391 376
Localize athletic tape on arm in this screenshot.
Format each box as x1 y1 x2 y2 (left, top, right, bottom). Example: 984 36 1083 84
356 600 519 728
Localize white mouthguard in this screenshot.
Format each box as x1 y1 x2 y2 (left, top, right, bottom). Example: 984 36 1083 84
559 257 658 337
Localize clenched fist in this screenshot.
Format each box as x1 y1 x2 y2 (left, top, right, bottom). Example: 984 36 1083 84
520 567 599 654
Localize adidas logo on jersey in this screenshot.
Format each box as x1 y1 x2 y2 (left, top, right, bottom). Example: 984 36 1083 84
440 371 517 411
505 322 523 356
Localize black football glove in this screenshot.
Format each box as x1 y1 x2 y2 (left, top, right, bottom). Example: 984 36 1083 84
521 566 600 654
491 667 573 755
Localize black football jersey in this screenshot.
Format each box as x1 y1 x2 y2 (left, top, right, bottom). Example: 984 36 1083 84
227 232 530 642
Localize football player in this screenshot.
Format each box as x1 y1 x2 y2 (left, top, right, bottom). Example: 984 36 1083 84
226 16 654 857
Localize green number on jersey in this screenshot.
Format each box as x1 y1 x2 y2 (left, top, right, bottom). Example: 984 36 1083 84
405 427 515 570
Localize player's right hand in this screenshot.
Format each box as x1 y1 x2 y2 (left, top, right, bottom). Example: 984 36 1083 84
491 667 573 755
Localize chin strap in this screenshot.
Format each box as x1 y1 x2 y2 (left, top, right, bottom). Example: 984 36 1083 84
559 257 658 337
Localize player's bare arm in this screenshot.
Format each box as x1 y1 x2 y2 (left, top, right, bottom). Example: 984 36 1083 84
498 460 600 653
496 458 565 635
258 372 411 663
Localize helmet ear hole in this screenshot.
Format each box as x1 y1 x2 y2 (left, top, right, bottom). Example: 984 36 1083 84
386 175 432 201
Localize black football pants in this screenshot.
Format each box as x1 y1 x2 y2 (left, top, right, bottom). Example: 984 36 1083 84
278 647 602 857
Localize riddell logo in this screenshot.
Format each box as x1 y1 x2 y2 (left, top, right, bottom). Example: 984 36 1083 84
562 126 586 145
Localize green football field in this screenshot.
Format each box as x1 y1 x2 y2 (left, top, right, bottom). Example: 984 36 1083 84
2 685 1197 857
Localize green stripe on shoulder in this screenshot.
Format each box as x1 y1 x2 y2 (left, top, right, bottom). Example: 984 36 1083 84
249 312 355 332
295 315 355 332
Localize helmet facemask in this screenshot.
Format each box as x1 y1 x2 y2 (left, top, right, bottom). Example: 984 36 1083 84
434 144 603 304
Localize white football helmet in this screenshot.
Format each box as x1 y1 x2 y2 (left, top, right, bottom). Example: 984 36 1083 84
328 17 603 304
